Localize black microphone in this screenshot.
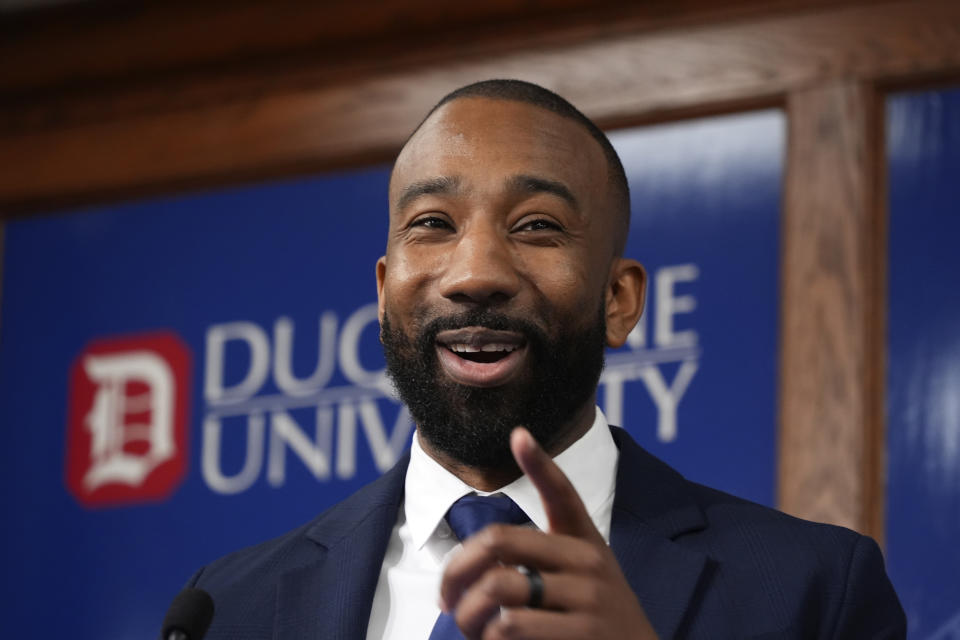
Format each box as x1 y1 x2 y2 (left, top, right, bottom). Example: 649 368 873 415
161 588 214 640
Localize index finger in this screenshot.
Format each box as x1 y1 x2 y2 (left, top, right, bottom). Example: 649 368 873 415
510 427 604 542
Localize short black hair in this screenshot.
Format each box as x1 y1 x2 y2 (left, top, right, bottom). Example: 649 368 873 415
409 79 631 255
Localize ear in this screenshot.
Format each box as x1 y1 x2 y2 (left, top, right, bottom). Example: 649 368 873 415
604 258 646 348
376 256 388 327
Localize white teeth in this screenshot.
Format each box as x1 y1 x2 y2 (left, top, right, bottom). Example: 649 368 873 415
480 343 517 353
450 344 481 353
448 343 518 353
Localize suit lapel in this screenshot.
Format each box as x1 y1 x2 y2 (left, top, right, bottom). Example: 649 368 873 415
269 431 708 639
275 455 409 640
609 428 709 639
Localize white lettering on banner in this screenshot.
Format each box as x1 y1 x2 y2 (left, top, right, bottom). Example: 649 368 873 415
655 263 699 348
335 401 357 480
202 401 412 495
268 407 334 486
83 351 176 490
202 412 265 494
273 313 338 396
335 401 413 479
204 322 270 404
200 303 412 494
197 265 700 493
638 361 698 442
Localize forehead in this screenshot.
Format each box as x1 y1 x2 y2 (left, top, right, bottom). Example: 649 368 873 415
389 97 609 208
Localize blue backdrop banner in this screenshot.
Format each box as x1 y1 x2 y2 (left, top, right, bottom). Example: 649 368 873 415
0 109 783 639
886 86 960 640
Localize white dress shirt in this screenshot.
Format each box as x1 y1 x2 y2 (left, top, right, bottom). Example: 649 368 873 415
365 406 620 640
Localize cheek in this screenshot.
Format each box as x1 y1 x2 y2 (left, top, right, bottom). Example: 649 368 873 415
520 253 598 313
382 250 443 313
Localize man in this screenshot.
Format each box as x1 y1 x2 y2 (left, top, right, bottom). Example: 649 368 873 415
186 80 905 639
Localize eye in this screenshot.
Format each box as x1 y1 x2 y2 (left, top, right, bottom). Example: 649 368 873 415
410 215 453 231
514 218 563 232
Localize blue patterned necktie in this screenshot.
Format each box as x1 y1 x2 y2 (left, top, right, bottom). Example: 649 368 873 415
427 495 531 640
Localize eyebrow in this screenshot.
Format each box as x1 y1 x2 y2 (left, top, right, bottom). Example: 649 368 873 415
507 174 579 212
394 173 579 212
395 176 461 211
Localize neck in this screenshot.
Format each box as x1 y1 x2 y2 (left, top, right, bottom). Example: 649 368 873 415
418 399 596 492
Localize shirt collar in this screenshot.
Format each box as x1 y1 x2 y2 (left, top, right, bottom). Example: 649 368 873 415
404 432 475 550
403 406 619 549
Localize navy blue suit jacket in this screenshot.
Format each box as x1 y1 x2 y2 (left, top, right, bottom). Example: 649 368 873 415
190 427 906 638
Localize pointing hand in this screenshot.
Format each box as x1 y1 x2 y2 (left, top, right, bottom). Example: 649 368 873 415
438 427 659 639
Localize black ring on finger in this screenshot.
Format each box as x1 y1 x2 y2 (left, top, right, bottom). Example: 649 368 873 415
524 567 544 609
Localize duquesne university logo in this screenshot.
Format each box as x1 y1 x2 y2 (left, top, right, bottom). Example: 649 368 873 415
66 332 192 508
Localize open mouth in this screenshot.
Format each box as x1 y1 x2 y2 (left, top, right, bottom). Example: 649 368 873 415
445 342 520 363
434 327 527 387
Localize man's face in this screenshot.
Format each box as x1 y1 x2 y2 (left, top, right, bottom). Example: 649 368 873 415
377 97 624 470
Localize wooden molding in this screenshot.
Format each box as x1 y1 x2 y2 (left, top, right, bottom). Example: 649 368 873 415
0 0 867 96
2 0 959 214
779 82 885 537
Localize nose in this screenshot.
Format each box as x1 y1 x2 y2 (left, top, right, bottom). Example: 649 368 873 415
438 222 521 306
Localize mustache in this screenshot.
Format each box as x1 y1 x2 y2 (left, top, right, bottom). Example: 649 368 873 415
417 309 549 347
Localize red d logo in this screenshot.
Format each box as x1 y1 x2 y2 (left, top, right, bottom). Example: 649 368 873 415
65 331 192 508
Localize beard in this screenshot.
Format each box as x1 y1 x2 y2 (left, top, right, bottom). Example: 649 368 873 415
381 303 606 471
